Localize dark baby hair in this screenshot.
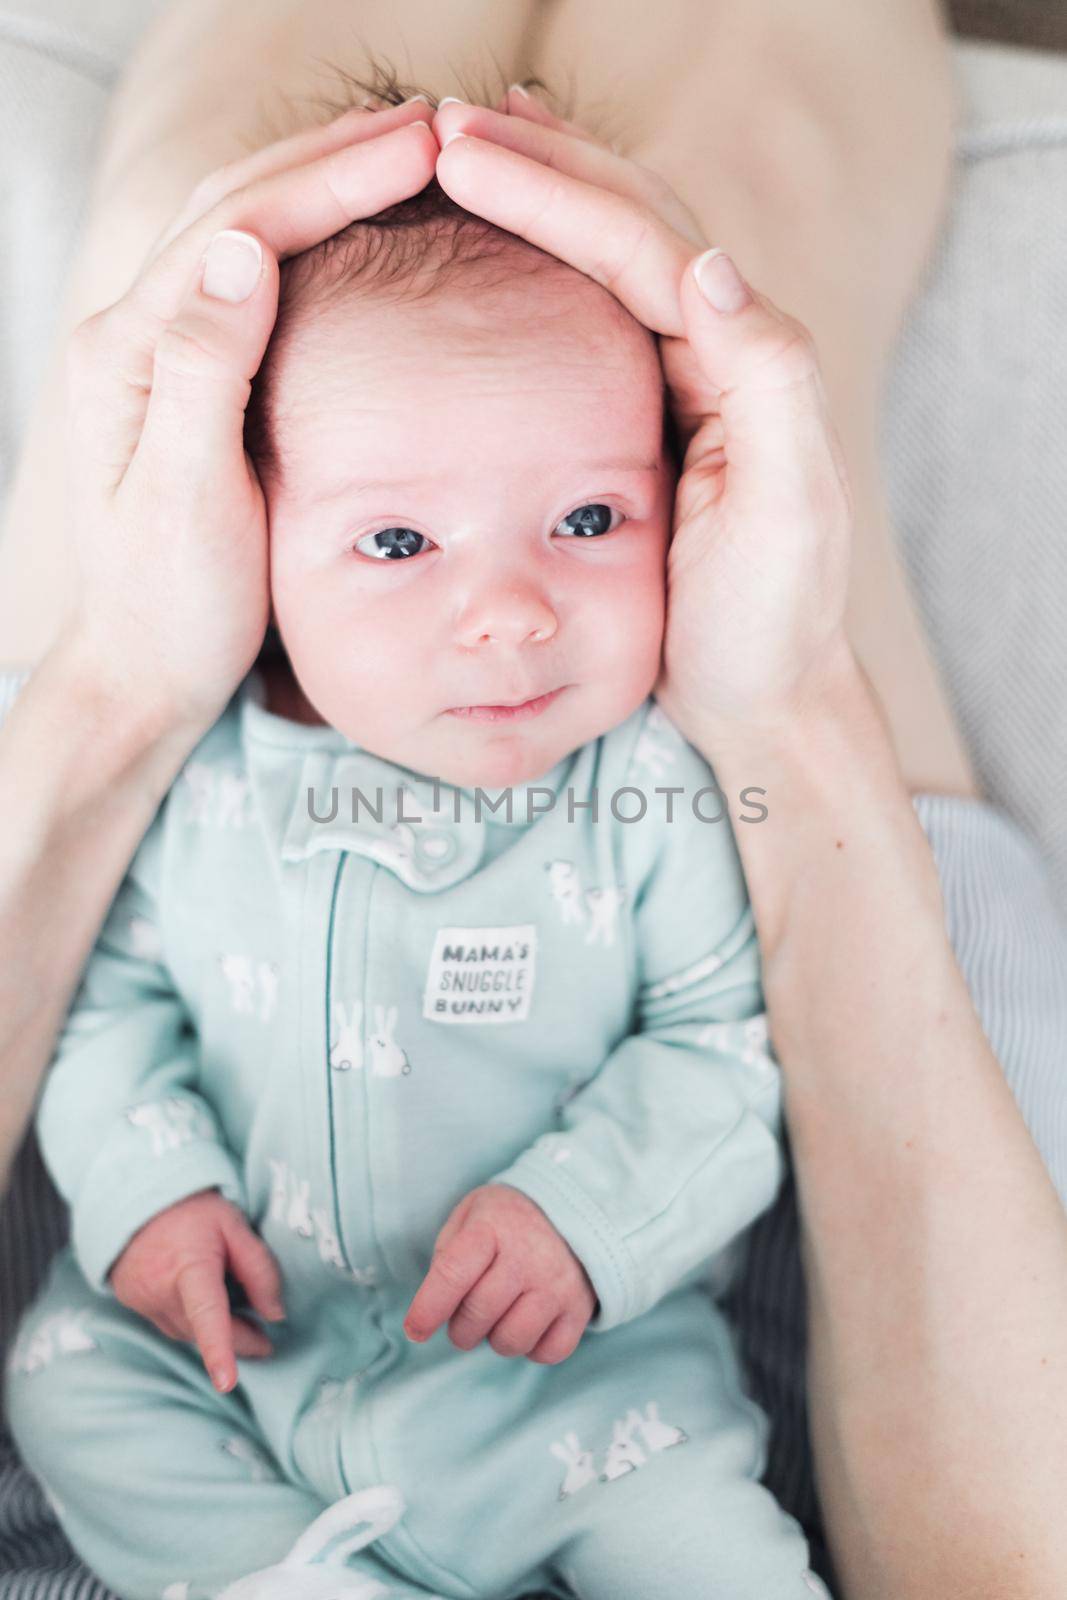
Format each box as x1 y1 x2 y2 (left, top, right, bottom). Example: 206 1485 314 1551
243 57 604 487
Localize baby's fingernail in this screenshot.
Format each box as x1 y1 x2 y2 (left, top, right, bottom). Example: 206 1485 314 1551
267 1300 286 1321
213 1368 232 1392
694 248 752 315
402 94 431 107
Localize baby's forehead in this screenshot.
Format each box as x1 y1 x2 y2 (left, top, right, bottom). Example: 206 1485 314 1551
255 249 668 499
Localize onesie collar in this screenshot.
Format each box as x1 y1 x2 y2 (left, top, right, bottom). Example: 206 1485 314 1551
237 671 578 892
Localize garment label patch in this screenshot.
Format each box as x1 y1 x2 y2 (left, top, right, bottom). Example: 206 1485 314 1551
422 924 537 1024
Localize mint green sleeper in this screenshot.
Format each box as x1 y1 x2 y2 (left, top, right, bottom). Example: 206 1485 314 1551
5 674 830 1600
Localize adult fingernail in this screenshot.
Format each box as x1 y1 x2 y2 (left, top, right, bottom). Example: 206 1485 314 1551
438 96 466 108
402 94 431 106
694 248 752 314
507 83 531 99
202 229 263 304
440 130 471 149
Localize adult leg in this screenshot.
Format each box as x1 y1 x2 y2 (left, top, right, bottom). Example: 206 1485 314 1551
530 0 977 799
0 0 538 666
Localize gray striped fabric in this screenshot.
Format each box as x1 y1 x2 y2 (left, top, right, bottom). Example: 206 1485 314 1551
2 668 1065 1598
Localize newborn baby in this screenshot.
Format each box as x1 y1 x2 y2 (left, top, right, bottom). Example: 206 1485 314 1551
6 102 830 1600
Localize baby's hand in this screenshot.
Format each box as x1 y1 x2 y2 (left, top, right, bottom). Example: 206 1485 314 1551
108 1186 286 1395
403 1184 596 1364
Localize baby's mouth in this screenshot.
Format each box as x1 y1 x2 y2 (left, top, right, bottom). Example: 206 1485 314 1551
446 687 566 724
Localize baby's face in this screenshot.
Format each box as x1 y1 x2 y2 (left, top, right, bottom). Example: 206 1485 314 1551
266 268 674 789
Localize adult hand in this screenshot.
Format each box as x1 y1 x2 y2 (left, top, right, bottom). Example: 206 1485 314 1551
434 92 855 742
62 99 438 735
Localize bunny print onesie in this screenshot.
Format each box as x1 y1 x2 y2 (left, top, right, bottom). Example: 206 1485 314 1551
5 672 831 1600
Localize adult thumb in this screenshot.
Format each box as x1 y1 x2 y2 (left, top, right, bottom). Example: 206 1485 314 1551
132 228 280 499
677 248 853 529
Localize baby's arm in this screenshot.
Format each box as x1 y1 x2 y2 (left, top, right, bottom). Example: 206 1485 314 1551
485 723 783 1335
406 713 783 1356
34 806 283 1386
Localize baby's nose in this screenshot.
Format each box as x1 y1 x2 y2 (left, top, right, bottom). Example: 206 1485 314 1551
454 580 558 649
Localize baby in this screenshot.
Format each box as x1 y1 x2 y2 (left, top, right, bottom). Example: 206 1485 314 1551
5 88 831 1600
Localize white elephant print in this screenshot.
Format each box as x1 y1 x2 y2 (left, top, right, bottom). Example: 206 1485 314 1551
549 1432 597 1500
329 1000 364 1072
583 885 627 948
367 1005 411 1077
545 860 585 926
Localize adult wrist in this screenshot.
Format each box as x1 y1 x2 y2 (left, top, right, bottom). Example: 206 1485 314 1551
54 617 228 771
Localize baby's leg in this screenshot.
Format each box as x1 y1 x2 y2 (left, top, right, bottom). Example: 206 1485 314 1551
531 0 977 800
4 1246 330 1600
546 1308 826 1600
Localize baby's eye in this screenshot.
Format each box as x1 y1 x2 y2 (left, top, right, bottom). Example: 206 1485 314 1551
353 527 435 561
554 503 622 539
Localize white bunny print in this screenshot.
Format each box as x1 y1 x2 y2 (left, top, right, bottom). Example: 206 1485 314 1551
10 1309 98 1376
181 761 216 826
627 1401 689 1452
600 1415 648 1481
287 1175 315 1239
549 1432 598 1500
128 915 163 961
126 1097 204 1157
631 703 681 779
220 953 257 1014
181 761 255 830
366 1005 411 1078
220 954 279 1020
583 885 627 948
311 1206 346 1270
219 1435 279 1483
545 860 585 926
329 1000 364 1071
697 1013 776 1077
548 1401 689 1499
216 771 253 829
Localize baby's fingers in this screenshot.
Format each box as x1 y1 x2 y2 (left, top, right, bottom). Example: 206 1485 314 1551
219 1206 286 1324
403 1219 496 1343
175 1258 242 1394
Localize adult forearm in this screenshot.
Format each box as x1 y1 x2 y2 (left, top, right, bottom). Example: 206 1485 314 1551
694 643 1067 1599
0 630 206 1192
